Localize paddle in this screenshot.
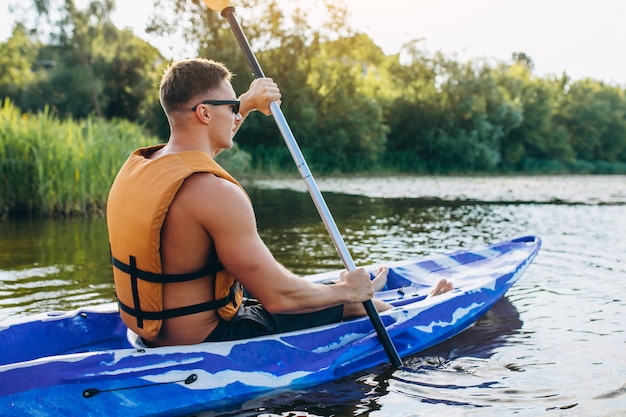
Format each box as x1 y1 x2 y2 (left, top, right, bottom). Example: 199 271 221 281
202 0 403 367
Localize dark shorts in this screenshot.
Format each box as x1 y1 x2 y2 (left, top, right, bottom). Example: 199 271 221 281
204 303 344 342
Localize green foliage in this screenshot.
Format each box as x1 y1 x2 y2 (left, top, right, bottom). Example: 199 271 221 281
0 99 154 217
300 34 388 172
0 24 45 106
214 142 253 174
6 0 165 133
0 0 625 192
498 63 574 167
556 79 626 162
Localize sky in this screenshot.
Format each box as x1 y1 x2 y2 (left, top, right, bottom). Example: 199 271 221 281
2 0 626 85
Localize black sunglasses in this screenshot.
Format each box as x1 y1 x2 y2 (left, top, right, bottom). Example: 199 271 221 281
191 100 240 114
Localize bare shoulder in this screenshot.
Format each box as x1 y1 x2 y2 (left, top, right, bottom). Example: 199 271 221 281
179 172 243 196
175 173 255 230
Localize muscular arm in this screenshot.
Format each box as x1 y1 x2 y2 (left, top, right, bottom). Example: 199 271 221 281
180 173 375 314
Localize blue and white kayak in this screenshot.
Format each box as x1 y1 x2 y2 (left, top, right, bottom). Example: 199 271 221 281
0 236 540 417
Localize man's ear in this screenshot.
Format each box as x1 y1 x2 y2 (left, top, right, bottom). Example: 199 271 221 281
194 106 211 125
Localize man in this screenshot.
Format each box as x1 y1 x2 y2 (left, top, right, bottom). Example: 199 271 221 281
107 58 451 347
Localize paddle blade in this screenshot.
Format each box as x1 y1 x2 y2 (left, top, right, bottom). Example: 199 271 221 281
203 0 230 12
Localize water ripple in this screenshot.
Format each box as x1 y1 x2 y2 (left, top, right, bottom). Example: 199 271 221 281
0 265 64 282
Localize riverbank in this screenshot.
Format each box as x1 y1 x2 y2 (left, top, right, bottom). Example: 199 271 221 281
247 174 626 204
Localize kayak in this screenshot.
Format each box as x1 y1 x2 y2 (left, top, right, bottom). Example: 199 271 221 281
0 235 540 417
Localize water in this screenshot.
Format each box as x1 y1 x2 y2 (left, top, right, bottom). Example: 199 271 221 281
0 175 625 416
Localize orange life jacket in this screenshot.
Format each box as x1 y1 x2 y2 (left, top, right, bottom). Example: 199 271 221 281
107 145 244 341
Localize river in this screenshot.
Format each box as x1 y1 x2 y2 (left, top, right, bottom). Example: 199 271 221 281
0 175 624 416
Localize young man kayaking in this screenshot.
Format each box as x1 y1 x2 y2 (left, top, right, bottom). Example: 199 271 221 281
107 58 452 347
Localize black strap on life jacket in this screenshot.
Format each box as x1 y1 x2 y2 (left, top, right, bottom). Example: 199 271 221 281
116 282 239 322
112 256 217 283
112 252 238 329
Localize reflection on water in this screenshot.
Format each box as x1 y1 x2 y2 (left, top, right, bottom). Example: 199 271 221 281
1 176 625 416
0 190 523 317
249 188 534 274
0 217 113 317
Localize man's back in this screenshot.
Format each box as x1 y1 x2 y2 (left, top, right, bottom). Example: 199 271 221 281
108 145 247 346
152 168 232 345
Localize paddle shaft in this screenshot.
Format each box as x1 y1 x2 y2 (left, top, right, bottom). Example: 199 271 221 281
220 6 402 367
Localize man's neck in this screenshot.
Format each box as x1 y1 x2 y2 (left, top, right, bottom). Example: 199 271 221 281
160 133 218 158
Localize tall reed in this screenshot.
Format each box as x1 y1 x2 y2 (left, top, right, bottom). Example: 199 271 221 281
0 99 155 217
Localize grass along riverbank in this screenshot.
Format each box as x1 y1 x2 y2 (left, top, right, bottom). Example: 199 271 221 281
0 100 258 218
3 98 625 219
0 100 154 218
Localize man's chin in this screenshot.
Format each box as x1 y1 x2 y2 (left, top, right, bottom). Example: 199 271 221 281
215 143 234 157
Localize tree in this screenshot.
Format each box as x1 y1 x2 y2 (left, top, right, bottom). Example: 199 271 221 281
559 79 626 163
100 29 164 121
301 34 388 171
34 0 120 116
386 50 522 173
16 0 163 124
498 61 574 168
0 24 44 106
